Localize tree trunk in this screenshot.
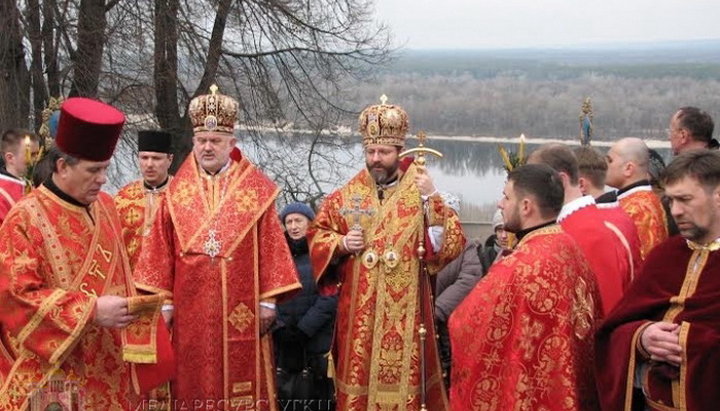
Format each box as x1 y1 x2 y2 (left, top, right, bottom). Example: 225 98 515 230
193 0 232 98
0 0 31 130
69 0 107 97
154 0 189 171
43 0 61 98
26 0 49 131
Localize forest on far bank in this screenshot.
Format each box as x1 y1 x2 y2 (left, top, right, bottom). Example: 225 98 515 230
338 44 720 141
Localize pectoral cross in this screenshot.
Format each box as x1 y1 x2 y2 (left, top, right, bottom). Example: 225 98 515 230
339 194 374 231
203 229 222 258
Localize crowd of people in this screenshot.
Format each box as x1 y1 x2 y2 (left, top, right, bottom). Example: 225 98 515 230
0 89 717 411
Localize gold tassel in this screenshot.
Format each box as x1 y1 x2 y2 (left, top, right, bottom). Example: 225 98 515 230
325 351 335 379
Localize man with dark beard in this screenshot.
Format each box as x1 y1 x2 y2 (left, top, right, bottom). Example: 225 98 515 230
596 149 720 410
448 164 601 410
308 97 465 410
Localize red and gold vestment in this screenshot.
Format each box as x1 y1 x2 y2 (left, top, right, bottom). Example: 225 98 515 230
618 186 668 259
134 154 300 409
114 178 171 269
0 173 25 225
0 187 158 410
449 225 601 410
308 162 465 411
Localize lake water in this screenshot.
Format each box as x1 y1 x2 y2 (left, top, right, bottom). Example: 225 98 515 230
236 134 672 223
109 134 672 225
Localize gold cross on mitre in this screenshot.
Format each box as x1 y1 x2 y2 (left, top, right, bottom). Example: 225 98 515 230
209 84 219 95
340 194 375 231
379 94 388 105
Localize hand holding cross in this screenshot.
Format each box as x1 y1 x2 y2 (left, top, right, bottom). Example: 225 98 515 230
339 194 374 254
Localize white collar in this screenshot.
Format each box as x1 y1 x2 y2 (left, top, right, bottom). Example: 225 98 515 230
558 195 596 223
0 173 25 186
596 201 619 209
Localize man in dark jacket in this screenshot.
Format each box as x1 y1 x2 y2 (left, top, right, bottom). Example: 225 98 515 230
274 202 337 411
435 236 485 388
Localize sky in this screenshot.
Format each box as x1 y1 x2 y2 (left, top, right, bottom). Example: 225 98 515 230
374 0 720 49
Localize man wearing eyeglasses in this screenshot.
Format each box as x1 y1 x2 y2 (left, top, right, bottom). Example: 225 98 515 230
134 85 300 409
308 97 465 410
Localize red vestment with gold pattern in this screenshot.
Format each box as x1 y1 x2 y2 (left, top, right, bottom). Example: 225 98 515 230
448 225 601 411
308 162 466 411
618 186 668 259
0 187 148 410
0 172 25 224
134 154 300 409
114 178 171 269
596 236 720 410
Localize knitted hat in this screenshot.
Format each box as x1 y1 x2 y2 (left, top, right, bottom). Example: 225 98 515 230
280 202 315 224
492 209 504 230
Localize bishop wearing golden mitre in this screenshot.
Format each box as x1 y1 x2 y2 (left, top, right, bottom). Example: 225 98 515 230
134 85 301 409
308 96 466 410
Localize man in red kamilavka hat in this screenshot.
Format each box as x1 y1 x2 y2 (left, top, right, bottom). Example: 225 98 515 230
0 97 172 410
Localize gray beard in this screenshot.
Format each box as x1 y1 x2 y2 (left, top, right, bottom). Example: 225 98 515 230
367 163 399 185
681 224 709 243
370 168 392 184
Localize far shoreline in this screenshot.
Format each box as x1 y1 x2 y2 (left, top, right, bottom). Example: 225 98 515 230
413 134 671 149
236 125 671 149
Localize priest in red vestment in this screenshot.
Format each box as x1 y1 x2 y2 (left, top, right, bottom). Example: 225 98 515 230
575 145 643 270
596 149 720 410
449 164 601 411
134 85 301 409
0 129 40 223
529 144 639 314
0 98 171 410
308 97 465 410
115 130 174 269
605 138 668 259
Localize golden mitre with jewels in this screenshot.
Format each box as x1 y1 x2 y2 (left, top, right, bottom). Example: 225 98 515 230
358 94 409 147
188 84 239 135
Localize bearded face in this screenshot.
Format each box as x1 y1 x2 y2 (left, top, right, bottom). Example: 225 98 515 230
364 144 400 184
498 180 523 233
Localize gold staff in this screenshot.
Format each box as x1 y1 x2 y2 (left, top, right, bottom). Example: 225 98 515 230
399 131 442 411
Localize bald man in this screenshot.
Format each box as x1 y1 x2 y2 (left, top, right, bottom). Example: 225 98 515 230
606 138 668 258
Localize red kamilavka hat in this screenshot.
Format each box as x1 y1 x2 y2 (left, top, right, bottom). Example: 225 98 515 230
56 97 125 161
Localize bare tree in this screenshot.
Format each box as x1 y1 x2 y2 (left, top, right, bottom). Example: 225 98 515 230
8 0 391 203
0 0 31 130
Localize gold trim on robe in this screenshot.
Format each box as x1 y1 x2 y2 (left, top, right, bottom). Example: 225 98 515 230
308 162 465 410
133 154 300 408
0 187 144 410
